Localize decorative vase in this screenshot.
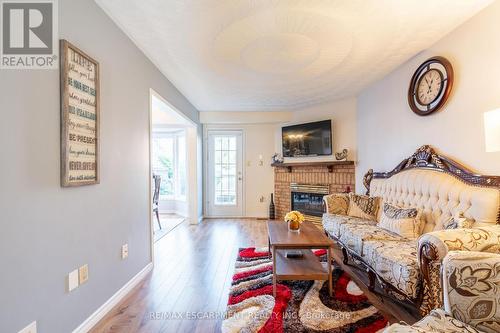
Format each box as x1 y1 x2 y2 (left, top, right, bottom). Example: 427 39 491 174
284 211 305 233
335 148 349 161
269 193 275 220
287 219 301 232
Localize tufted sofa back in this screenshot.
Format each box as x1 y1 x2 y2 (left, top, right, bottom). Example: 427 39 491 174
370 169 500 233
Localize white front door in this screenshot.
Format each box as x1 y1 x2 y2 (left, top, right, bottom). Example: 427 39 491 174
207 131 243 217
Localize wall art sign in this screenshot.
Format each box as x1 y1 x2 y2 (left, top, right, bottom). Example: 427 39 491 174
60 39 100 186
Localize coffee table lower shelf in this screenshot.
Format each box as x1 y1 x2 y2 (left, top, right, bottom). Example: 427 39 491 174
272 249 332 297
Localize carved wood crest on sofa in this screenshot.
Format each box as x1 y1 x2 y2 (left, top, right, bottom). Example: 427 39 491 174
323 145 500 315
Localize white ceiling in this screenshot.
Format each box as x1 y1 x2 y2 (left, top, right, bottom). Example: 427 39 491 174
96 0 493 111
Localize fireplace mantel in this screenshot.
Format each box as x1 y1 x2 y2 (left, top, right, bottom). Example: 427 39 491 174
271 160 354 173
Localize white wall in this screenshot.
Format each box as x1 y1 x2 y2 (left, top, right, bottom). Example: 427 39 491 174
356 2 500 192
0 1 199 332
158 200 188 215
187 126 202 223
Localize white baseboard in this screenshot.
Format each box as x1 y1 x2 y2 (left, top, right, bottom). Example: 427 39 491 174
158 209 176 214
72 262 153 333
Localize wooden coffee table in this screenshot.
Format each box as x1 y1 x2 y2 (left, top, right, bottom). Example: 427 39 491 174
267 220 334 297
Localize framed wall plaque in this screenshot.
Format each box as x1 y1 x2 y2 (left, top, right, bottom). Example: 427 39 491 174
60 40 100 186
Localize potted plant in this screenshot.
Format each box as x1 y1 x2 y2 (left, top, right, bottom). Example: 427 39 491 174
284 210 305 232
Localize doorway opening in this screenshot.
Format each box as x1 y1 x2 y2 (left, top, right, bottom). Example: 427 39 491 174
150 90 199 246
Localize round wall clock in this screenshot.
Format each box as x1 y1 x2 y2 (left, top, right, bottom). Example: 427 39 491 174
408 56 454 116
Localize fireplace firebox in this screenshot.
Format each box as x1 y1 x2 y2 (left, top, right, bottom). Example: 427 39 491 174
290 183 330 228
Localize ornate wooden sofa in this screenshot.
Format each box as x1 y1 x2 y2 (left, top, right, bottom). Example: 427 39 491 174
322 145 500 315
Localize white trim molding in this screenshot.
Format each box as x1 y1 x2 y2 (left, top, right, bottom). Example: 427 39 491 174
72 263 153 333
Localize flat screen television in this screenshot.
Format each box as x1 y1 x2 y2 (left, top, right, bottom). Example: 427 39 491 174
282 120 332 157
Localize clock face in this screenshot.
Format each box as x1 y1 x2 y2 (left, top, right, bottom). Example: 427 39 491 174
408 57 453 116
416 69 443 105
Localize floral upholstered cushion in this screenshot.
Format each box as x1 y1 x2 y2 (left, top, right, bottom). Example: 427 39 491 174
322 213 377 238
443 251 500 333
443 211 475 230
362 240 421 299
417 226 500 313
347 193 381 221
383 309 481 333
377 203 422 239
323 193 350 215
418 226 500 262
338 224 403 255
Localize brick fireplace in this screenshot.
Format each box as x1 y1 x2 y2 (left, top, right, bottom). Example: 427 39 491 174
273 161 355 227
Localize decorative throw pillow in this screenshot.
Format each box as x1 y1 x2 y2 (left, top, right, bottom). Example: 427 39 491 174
443 211 474 230
324 193 350 215
347 193 380 221
378 203 422 239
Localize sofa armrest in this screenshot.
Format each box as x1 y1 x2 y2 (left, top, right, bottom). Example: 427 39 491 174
418 225 500 265
417 225 500 314
323 193 350 215
442 251 500 333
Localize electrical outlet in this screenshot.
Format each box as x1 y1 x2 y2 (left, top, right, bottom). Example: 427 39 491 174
121 243 129 259
68 269 79 292
18 321 36 333
259 196 265 203
79 264 89 284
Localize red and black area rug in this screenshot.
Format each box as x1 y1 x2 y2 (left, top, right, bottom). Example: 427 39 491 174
222 247 388 333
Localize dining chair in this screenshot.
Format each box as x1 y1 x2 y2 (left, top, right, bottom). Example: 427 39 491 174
153 174 161 230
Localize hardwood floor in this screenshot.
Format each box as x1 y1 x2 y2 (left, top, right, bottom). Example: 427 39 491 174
153 214 185 243
90 219 418 333
90 219 267 333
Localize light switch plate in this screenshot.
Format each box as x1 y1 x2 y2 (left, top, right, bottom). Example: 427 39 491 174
68 269 79 292
121 243 129 259
18 321 37 333
79 264 89 284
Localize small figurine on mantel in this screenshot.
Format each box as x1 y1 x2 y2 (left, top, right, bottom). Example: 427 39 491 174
271 153 284 164
335 149 349 161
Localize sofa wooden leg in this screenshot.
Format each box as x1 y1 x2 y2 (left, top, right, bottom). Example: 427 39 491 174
368 269 376 292
341 247 349 265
